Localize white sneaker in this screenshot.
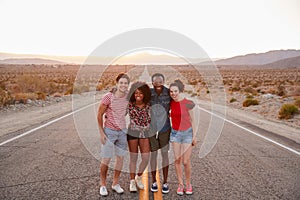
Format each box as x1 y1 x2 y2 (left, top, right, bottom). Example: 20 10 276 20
100 186 108 196
112 184 124 194
129 179 137 192
135 175 144 190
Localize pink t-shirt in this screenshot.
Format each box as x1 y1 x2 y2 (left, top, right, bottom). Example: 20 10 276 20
101 92 128 130
170 98 195 131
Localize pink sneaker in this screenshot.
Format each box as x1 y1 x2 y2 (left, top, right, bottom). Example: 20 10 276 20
185 184 193 195
176 184 184 195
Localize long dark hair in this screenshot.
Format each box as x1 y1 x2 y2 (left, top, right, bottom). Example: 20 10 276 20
127 81 151 104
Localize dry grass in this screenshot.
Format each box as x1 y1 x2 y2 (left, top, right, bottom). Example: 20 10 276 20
0 64 137 106
1 64 299 122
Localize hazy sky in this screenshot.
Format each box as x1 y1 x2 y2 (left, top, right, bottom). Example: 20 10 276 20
0 0 299 58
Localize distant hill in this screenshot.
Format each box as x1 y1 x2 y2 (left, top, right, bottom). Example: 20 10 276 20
263 55 300 68
215 49 300 65
0 58 65 64
0 52 215 65
1 49 300 66
0 52 84 64
216 55 300 69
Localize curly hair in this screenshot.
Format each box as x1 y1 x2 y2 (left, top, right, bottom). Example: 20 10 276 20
127 81 151 104
170 79 184 92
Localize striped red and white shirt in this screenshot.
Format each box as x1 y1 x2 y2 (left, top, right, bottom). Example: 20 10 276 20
101 92 128 130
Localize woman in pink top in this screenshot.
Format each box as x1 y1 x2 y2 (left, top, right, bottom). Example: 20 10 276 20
97 73 130 196
169 79 197 196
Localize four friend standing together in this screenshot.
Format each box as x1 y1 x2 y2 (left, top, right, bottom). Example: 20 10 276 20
97 73 198 196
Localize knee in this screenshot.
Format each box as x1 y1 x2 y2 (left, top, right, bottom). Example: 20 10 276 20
101 158 111 165
175 158 181 165
183 158 190 166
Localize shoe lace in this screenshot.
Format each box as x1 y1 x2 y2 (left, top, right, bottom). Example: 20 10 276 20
177 184 183 191
186 184 192 190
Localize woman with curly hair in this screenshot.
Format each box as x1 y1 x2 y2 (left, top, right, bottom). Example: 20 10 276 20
127 81 151 192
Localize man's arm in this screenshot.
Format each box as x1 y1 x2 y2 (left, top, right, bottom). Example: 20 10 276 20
97 103 108 144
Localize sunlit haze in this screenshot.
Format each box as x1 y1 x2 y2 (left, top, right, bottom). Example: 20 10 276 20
0 0 299 59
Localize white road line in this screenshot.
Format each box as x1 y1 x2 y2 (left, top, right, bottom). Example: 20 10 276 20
198 106 300 156
0 102 99 146
1 101 299 157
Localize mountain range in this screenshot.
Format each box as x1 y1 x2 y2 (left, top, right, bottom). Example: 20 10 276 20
0 49 300 68
215 49 300 65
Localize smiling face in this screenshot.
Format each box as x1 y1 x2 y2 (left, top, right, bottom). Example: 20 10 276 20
116 77 129 93
170 85 180 101
152 76 164 94
134 89 144 103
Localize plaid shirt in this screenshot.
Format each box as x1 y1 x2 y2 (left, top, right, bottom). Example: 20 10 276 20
150 86 171 133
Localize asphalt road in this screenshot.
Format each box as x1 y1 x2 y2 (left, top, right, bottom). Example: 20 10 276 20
0 105 299 200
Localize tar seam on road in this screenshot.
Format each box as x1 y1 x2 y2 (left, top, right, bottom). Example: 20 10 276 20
1 102 299 157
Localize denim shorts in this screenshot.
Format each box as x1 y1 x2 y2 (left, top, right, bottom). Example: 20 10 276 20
170 127 193 144
101 127 128 158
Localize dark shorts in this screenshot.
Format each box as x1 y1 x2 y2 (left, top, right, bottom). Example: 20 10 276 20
149 129 171 152
127 129 151 140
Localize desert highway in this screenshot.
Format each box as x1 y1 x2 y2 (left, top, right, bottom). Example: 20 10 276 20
0 102 299 200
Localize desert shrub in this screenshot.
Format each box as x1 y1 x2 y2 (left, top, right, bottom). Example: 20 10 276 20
0 81 6 90
188 79 198 85
243 86 257 94
64 87 73 95
14 93 28 104
243 98 259 107
276 85 286 96
0 88 13 106
14 92 38 104
252 82 259 88
246 94 254 99
278 104 298 119
72 84 90 94
294 99 300 108
36 91 47 100
191 92 198 97
17 75 49 93
229 97 237 103
206 90 210 94
96 83 105 91
229 86 240 92
186 90 193 94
